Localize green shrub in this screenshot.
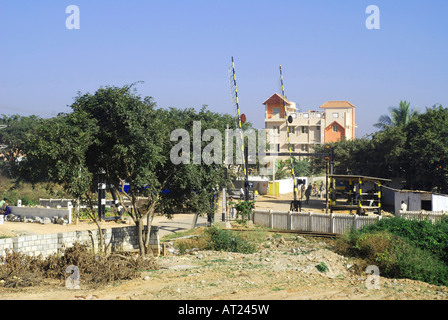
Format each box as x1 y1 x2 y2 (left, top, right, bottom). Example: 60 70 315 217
229 200 255 222
21 195 39 206
206 226 256 254
391 240 448 286
316 262 329 273
335 225 448 286
361 217 448 264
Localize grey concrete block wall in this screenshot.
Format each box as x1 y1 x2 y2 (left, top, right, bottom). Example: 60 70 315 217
10 206 72 224
0 238 14 257
0 225 159 258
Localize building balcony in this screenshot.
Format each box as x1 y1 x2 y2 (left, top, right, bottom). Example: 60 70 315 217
265 116 286 122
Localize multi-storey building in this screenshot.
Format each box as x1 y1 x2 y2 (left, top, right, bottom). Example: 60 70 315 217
320 100 356 143
262 93 356 170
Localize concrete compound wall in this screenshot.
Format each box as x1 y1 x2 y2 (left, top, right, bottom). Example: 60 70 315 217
10 206 72 224
0 225 160 258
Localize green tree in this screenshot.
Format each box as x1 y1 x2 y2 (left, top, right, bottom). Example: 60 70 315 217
19 84 243 256
402 104 448 193
311 138 373 176
16 112 104 248
0 114 42 175
274 159 290 180
156 105 237 222
374 100 418 130
312 103 447 193
292 157 311 177
68 83 180 255
369 126 407 179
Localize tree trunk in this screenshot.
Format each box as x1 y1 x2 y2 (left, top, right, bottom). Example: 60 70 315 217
85 192 105 253
143 202 157 255
135 218 146 256
93 218 104 254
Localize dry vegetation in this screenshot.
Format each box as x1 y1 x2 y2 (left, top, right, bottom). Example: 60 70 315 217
0 243 157 289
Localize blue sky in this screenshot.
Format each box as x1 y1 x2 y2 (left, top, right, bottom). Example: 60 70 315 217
1 0 447 137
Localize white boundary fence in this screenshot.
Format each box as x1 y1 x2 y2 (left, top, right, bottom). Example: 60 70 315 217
252 210 382 234
398 211 448 223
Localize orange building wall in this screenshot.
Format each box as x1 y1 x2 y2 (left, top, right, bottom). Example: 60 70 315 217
325 123 345 142
266 103 285 119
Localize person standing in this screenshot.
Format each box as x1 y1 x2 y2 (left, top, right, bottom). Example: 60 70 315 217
400 200 408 212
300 184 306 200
305 184 312 204
319 182 325 199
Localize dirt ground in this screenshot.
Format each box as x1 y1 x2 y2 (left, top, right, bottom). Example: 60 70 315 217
0 193 445 301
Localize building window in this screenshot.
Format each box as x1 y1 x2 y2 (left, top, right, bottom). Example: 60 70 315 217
301 144 309 152
332 125 339 132
316 113 321 118
272 108 281 118
303 114 309 118
273 126 280 134
301 126 308 134
332 113 339 118
290 144 295 152
316 126 320 130
275 144 280 152
289 126 295 134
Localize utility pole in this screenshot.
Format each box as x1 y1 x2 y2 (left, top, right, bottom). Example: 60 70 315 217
222 167 227 222
97 168 106 221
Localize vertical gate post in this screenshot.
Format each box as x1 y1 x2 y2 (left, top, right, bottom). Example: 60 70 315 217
309 212 313 232
330 213 335 233
287 211 292 230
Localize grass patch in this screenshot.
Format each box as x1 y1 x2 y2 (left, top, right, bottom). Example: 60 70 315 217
165 225 260 255
206 226 257 254
272 286 284 291
316 262 329 273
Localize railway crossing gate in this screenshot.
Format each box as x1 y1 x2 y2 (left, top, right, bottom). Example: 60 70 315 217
327 174 392 215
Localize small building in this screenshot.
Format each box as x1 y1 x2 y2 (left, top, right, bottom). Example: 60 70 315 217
319 101 356 143
232 176 271 196
382 187 448 216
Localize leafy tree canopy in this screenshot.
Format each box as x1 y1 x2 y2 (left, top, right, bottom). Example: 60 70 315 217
15 83 250 254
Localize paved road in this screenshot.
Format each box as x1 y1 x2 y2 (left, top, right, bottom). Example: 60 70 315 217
0 213 222 238
151 213 219 238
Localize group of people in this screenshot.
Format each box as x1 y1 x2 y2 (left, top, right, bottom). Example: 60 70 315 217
299 181 325 204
